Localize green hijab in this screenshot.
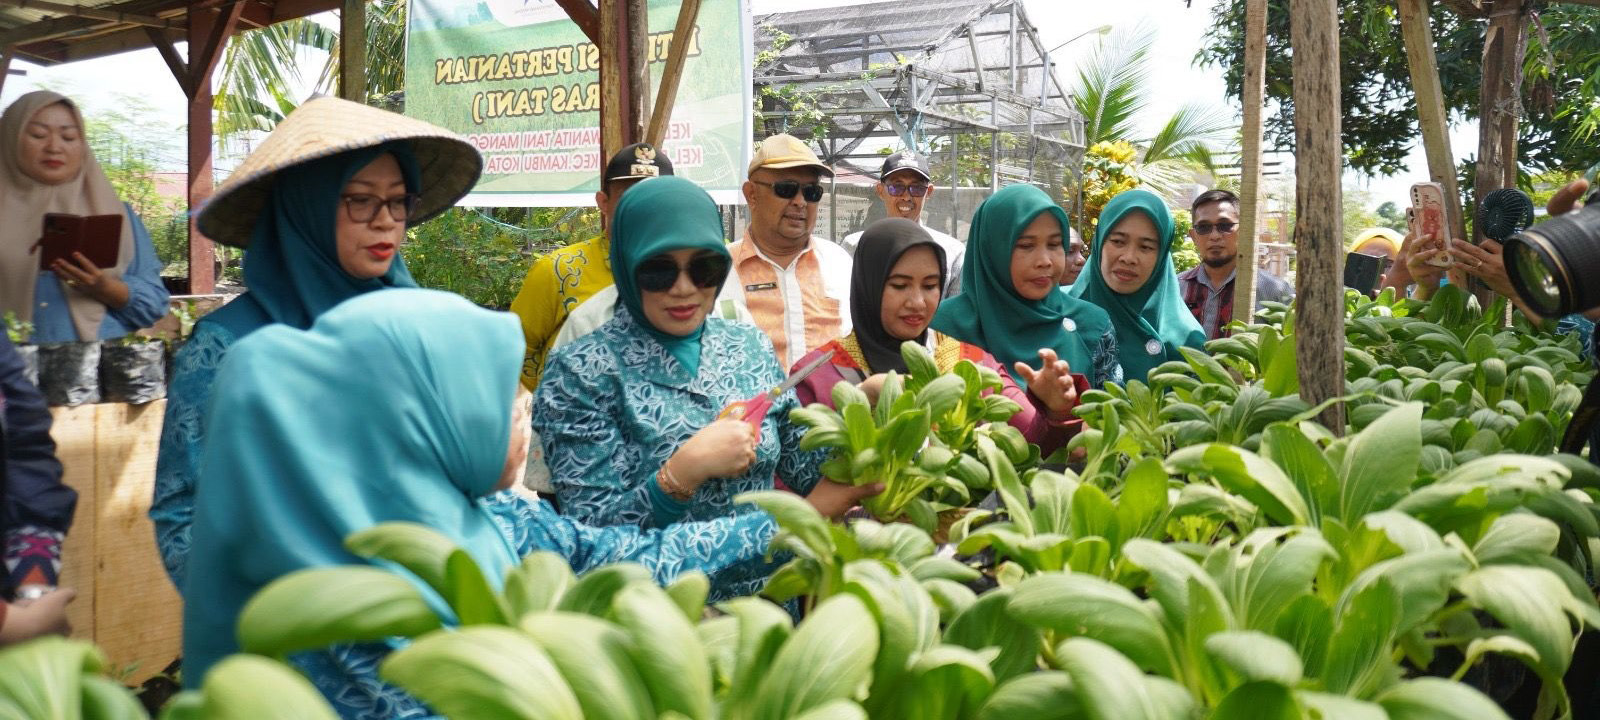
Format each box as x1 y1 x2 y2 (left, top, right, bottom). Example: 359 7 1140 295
609 176 731 376
1068 189 1206 381
930 183 1113 381
182 288 522 686
201 143 420 339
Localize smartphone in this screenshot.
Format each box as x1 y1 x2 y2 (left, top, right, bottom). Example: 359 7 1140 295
35 213 122 271
1410 182 1452 268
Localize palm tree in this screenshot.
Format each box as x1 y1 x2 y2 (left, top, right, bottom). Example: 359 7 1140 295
1067 23 1233 199
213 0 407 152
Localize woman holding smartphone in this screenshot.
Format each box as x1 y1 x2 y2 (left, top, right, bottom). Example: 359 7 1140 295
0 91 168 342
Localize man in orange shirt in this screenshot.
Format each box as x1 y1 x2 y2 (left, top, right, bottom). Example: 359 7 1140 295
719 134 853 368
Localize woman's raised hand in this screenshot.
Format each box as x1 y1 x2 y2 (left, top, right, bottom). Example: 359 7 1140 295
1014 348 1079 421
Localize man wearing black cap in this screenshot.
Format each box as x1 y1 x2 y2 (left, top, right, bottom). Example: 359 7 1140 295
840 150 965 295
510 143 673 390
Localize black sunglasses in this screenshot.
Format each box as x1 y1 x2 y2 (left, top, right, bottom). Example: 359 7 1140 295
752 179 824 203
636 252 731 293
884 183 929 198
1191 221 1237 236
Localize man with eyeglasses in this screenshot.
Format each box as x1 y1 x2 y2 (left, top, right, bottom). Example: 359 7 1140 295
1176 189 1293 339
840 151 964 295
721 133 853 368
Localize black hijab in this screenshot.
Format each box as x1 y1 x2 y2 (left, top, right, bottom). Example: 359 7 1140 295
851 218 948 374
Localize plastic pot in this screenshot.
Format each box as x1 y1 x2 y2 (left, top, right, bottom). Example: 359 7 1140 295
37 342 101 406
101 341 167 404
14 344 38 388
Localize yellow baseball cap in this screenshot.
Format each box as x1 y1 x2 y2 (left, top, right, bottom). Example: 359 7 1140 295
748 133 834 178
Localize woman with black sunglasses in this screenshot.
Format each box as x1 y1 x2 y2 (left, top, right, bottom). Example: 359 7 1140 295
534 176 878 601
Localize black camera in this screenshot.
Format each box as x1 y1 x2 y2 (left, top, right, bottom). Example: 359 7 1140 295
1503 184 1600 316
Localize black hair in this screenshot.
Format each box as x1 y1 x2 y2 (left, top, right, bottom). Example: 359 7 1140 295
1191 188 1239 215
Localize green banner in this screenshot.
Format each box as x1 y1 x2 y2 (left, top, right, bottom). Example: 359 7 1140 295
405 0 752 206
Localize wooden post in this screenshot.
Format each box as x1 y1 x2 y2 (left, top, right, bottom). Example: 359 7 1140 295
1398 0 1467 241
1232 0 1266 325
599 0 644 162
644 0 702 148
1474 0 1527 238
338 0 367 102
1289 0 1345 432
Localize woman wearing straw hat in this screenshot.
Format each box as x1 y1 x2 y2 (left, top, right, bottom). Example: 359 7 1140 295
0 91 170 343
150 96 482 591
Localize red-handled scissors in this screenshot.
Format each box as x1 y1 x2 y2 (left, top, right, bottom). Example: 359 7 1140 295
717 350 835 441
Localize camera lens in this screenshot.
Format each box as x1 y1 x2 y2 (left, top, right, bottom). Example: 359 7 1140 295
1503 194 1600 316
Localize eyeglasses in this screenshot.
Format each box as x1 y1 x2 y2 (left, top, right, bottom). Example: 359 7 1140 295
635 252 732 293
752 179 824 203
883 183 930 198
342 193 421 224
1191 221 1237 236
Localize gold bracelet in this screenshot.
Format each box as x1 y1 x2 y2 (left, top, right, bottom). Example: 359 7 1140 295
658 460 694 501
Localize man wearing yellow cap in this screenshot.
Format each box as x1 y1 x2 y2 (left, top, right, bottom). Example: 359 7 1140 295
720 133 853 368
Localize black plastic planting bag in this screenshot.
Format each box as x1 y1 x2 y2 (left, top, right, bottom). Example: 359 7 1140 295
101 341 167 404
37 341 100 406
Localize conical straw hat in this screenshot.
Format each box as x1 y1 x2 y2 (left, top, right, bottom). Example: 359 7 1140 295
197 96 482 248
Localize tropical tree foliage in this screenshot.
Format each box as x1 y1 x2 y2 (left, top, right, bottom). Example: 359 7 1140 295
1068 23 1233 199
1198 0 1600 177
213 0 406 149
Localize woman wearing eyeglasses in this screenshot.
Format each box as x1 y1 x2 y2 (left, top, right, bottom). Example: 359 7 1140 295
535 176 877 600
1069 189 1207 383
151 97 482 590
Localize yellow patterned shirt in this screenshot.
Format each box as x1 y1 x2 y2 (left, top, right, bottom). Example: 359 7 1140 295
510 235 612 389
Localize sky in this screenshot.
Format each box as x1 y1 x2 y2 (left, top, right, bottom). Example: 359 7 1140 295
0 0 1459 208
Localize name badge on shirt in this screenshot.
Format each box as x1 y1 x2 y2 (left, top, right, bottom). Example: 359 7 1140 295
1062 318 1077 333
745 282 778 292
1145 339 1163 356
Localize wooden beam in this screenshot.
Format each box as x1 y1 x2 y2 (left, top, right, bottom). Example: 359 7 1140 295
554 0 600 45
1398 0 1466 241
143 25 192 96
338 0 366 102
1289 0 1345 432
186 2 243 95
0 0 177 29
645 0 701 149
186 5 221 295
628 0 648 133
1232 0 1266 325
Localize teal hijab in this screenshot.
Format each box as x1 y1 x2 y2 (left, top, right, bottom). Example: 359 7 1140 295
182 288 522 686
202 142 420 338
610 176 731 376
1069 189 1206 381
930 183 1113 381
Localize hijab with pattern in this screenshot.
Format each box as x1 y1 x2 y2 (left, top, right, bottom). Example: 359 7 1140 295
182 288 523 686
849 218 946 374
0 91 135 340
199 142 420 339
931 183 1112 381
1068 189 1206 381
609 176 731 376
